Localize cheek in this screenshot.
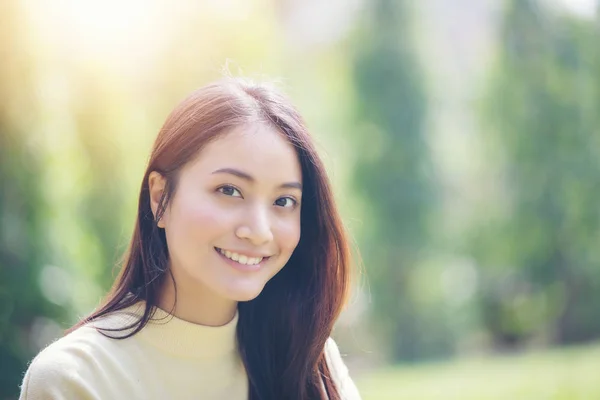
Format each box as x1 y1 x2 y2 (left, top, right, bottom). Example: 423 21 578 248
168 192 231 244
275 217 301 254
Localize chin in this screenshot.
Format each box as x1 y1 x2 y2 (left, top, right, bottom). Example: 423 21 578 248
230 291 262 302
224 284 266 302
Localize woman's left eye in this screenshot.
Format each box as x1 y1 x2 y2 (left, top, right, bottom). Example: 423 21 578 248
274 197 297 208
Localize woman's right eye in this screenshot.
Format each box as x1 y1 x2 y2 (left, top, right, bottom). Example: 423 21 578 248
217 185 243 198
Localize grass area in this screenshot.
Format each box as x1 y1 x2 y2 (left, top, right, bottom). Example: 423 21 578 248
356 342 600 400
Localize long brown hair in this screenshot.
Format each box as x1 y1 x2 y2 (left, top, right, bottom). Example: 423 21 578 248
69 77 352 399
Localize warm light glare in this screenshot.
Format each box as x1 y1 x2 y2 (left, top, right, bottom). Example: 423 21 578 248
27 0 165 58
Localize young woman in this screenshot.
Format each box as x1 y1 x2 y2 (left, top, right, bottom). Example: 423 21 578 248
19 78 361 399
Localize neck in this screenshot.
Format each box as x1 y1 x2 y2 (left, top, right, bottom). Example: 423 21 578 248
158 271 237 327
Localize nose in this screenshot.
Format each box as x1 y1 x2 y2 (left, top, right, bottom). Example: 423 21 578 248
235 204 274 246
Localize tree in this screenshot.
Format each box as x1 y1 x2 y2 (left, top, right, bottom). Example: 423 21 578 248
477 0 600 348
351 0 439 361
0 2 68 397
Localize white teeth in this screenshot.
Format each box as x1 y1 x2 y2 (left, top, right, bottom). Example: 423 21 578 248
218 248 264 265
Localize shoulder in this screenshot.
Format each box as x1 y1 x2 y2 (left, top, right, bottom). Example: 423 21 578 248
20 326 109 399
323 337 362 400
20 309 142 399
324 337 347 373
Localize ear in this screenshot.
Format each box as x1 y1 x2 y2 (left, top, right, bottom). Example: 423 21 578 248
148 171 167 228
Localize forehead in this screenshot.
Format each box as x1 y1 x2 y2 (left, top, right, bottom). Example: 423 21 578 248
185 124 302 182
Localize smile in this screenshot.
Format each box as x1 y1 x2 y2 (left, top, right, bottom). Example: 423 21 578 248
214 247 270 266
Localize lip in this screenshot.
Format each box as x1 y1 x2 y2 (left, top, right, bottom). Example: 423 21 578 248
214 247 271 272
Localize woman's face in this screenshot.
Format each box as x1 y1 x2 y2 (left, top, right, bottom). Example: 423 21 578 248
152 124 302 302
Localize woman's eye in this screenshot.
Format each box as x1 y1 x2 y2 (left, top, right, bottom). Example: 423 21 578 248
274 197 297 208
217 185 242 198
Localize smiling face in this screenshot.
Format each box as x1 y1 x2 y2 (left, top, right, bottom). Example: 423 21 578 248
151 124 303 303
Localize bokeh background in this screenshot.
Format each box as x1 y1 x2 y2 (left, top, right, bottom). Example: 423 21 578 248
2 0 600 398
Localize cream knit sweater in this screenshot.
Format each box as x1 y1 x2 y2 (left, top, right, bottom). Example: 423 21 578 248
19 303 361 399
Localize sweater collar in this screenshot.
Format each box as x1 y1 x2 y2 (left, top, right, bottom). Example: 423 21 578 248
97 301 239 359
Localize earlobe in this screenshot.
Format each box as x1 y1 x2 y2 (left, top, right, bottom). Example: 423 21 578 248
148 171 167 228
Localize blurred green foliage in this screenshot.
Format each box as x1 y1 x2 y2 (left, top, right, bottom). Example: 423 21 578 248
472 0 600 348
350 0 441 361
0 1 66 394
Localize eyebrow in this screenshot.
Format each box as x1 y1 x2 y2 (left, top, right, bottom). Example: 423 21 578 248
211 168 303 191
